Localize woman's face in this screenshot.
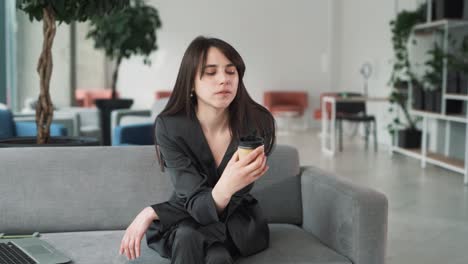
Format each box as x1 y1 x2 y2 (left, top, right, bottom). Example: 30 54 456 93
193 47 239 111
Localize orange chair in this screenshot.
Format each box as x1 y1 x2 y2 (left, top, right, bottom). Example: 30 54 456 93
75 89 119 108
264 91 308 115
154 90 172 100
263 91 308 131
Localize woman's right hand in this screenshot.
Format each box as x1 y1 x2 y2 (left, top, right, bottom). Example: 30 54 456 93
119 207 158 260
218 145 269 196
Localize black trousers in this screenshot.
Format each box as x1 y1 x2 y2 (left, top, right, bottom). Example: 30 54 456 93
169 219 239 264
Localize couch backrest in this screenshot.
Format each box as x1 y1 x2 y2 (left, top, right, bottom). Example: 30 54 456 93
0 145 301 233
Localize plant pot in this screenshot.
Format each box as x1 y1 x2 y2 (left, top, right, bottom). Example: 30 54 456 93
0 136 100 148
424 89 442 113
398 129 422 149
95 98 133 146
446 99 464 115
446 71 459 94
412 84 425 110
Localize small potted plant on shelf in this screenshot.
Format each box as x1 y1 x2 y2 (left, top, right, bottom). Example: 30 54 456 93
86 0 162 145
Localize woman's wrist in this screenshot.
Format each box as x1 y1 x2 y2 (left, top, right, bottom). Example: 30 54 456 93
214 179 234 199
213 184 232 202
212 183 233 214
142 206 158 221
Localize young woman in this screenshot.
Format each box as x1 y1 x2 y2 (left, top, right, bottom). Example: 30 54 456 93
119 36 276 264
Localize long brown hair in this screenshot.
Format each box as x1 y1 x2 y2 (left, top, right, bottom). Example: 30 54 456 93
154 36 276 166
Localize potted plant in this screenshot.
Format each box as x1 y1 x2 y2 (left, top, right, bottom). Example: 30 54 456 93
5 0 128 147
387 4 425 148
86 0 162 145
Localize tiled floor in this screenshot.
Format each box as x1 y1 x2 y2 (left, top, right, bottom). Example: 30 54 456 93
276 128 468 264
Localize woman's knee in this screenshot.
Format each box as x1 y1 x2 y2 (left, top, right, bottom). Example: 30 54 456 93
172 225 203 248
205 244 234 264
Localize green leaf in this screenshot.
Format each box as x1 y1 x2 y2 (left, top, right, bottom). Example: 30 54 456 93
17 0 130 23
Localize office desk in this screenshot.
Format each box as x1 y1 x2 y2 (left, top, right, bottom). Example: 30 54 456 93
321 96 388 155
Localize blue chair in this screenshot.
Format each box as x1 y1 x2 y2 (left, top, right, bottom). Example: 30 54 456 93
0 108 67 140
112 123 154 146
111 98 168 146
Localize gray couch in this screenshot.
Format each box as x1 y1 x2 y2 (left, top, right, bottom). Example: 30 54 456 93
0 145 388 264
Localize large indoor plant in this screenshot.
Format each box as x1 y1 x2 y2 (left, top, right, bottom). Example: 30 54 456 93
86 0 162 145
388 3 426 90
387 4 425 148
14 0 129 145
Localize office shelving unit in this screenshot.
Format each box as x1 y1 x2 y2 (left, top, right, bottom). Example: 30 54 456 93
391 16 468 184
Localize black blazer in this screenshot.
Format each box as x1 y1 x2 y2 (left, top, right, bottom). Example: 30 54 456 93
146 111 272 258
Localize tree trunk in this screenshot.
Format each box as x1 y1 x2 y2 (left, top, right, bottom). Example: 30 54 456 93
35 6 56 144
111 56 122 100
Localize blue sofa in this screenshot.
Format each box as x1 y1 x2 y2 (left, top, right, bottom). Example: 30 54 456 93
112 123 153 146
0 108 67 139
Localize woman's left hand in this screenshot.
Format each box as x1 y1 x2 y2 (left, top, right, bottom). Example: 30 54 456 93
119 207 158 260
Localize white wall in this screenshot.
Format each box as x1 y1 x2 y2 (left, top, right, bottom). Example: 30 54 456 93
76 22 108 90
118 0 333 128
331 0 423 146
16 11 71 111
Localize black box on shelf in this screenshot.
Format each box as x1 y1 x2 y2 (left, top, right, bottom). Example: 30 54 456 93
446 99 464 115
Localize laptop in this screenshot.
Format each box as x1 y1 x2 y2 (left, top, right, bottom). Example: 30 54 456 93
0 235 71 264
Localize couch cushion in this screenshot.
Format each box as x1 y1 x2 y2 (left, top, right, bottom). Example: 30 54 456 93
238 224 351 264
41 224 350 264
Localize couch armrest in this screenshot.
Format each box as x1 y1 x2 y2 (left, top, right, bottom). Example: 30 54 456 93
15 122 67 136
301 166 388 264
112 123 154 146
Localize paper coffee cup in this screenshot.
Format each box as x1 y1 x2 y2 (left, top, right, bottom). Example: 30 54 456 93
238 136 264 160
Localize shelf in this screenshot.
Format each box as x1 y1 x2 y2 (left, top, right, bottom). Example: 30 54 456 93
413 19 468 32
392 147 465 174
410 110 467 123
392 147 422 159
427 152 465 172
445 94 468 101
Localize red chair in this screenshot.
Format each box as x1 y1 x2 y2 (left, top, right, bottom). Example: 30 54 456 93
154 90 172 100
75 89 119 108
263 91 308 131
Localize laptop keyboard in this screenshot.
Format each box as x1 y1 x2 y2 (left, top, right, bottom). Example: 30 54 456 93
0 242 37 264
